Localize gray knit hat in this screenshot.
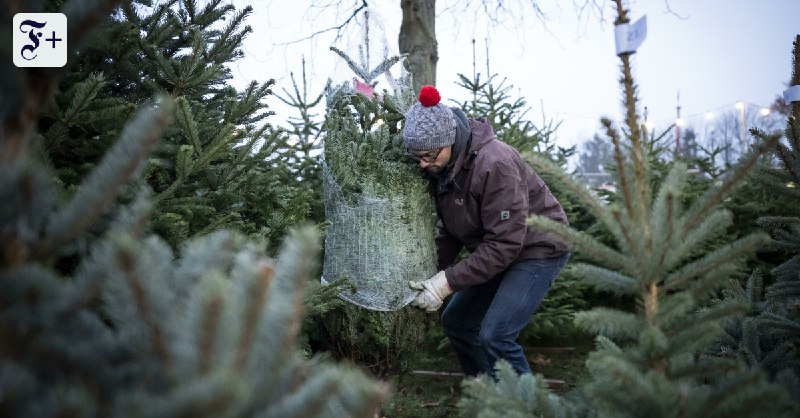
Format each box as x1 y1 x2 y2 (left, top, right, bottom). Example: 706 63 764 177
403 85 457 151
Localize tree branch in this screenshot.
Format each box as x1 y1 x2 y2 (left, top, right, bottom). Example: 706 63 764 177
279 0 368 46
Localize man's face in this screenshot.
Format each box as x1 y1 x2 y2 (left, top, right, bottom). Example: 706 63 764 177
407 146 452 174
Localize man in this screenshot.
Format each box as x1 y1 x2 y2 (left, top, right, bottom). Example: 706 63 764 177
404 85 571 377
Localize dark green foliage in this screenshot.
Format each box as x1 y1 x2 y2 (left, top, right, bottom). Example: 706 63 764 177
317 44 435 373
42 0 312 251
323 93 421 199
712 35 800 400
276 57 327 223
316 305 436 377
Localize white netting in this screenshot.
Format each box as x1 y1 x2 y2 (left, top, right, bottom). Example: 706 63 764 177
321 161 437 311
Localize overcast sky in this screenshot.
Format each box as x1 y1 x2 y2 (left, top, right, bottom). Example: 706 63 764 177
229 0 800 150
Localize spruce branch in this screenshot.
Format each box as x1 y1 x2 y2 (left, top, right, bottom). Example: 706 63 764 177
664 233 770 291
198 282 225 375
234 258 274 370
682 135 778 235
524 152 628 246
574 307 641 340
573 264 639 296
603 118 635 217
526 215 628 271
112 232 173 371
41 97 174 258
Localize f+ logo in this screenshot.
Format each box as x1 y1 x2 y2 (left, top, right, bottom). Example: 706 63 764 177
13 13 68 67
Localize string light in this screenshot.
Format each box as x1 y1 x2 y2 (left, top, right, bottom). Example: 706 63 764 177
556 100 776 133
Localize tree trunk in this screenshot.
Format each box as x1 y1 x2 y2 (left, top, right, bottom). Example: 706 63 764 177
399 0 437 94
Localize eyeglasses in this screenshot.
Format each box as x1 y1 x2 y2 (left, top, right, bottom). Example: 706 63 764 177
406 147 443 163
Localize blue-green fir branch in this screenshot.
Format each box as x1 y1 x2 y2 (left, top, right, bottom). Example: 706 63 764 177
683 135 779 235
458 360 576 418
759 312 800 336
664 233 770 291
649 162 687 255
330 47 369 81
571 263 638 296
766 280 800 301
574 308 641 340
43 98 174 256
523 152 629 247
667 301 750 357
686 262 743 304
526 215 628 272
698 366 794 418
666 210 733 274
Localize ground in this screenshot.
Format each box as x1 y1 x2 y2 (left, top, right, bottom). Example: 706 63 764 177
379 331 593 418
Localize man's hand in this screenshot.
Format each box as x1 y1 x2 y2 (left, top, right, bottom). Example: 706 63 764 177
408 271 452 312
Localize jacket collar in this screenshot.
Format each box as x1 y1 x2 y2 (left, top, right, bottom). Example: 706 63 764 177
449 118 494 176
437 117 495 192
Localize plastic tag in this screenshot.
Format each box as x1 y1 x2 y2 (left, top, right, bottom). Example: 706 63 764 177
615 16 647 55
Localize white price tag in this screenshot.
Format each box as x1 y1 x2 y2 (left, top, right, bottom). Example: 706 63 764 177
783 85 800 104
615 16 647 56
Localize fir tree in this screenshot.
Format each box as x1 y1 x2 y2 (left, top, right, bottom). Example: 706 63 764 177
42 0 312 251
1 1 387 416
713 34 800 399
276 57 328 223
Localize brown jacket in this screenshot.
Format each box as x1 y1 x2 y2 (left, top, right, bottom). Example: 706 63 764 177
436 117 571 291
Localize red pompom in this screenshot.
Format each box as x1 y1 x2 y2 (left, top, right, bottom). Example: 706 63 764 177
418 85 441 107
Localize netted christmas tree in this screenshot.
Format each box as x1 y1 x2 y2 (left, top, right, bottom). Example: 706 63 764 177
314 22 435 375
321 41 435 310
458 2 797 416
1 1 387 416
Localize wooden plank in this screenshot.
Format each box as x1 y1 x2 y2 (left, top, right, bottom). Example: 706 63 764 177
409 370 566 389
525 346 576 354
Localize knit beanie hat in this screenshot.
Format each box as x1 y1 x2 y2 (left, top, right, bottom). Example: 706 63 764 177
403 85 457 151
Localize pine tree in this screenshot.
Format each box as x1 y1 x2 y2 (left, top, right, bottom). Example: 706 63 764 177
459 1 797 416
42 0 312 251
1 1 387 416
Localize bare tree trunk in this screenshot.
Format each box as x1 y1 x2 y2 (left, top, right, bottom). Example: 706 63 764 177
399 0 437 94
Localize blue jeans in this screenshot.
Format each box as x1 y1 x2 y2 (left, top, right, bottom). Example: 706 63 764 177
440 253 570 377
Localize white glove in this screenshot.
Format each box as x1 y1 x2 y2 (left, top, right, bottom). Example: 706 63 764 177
408 271 452 312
